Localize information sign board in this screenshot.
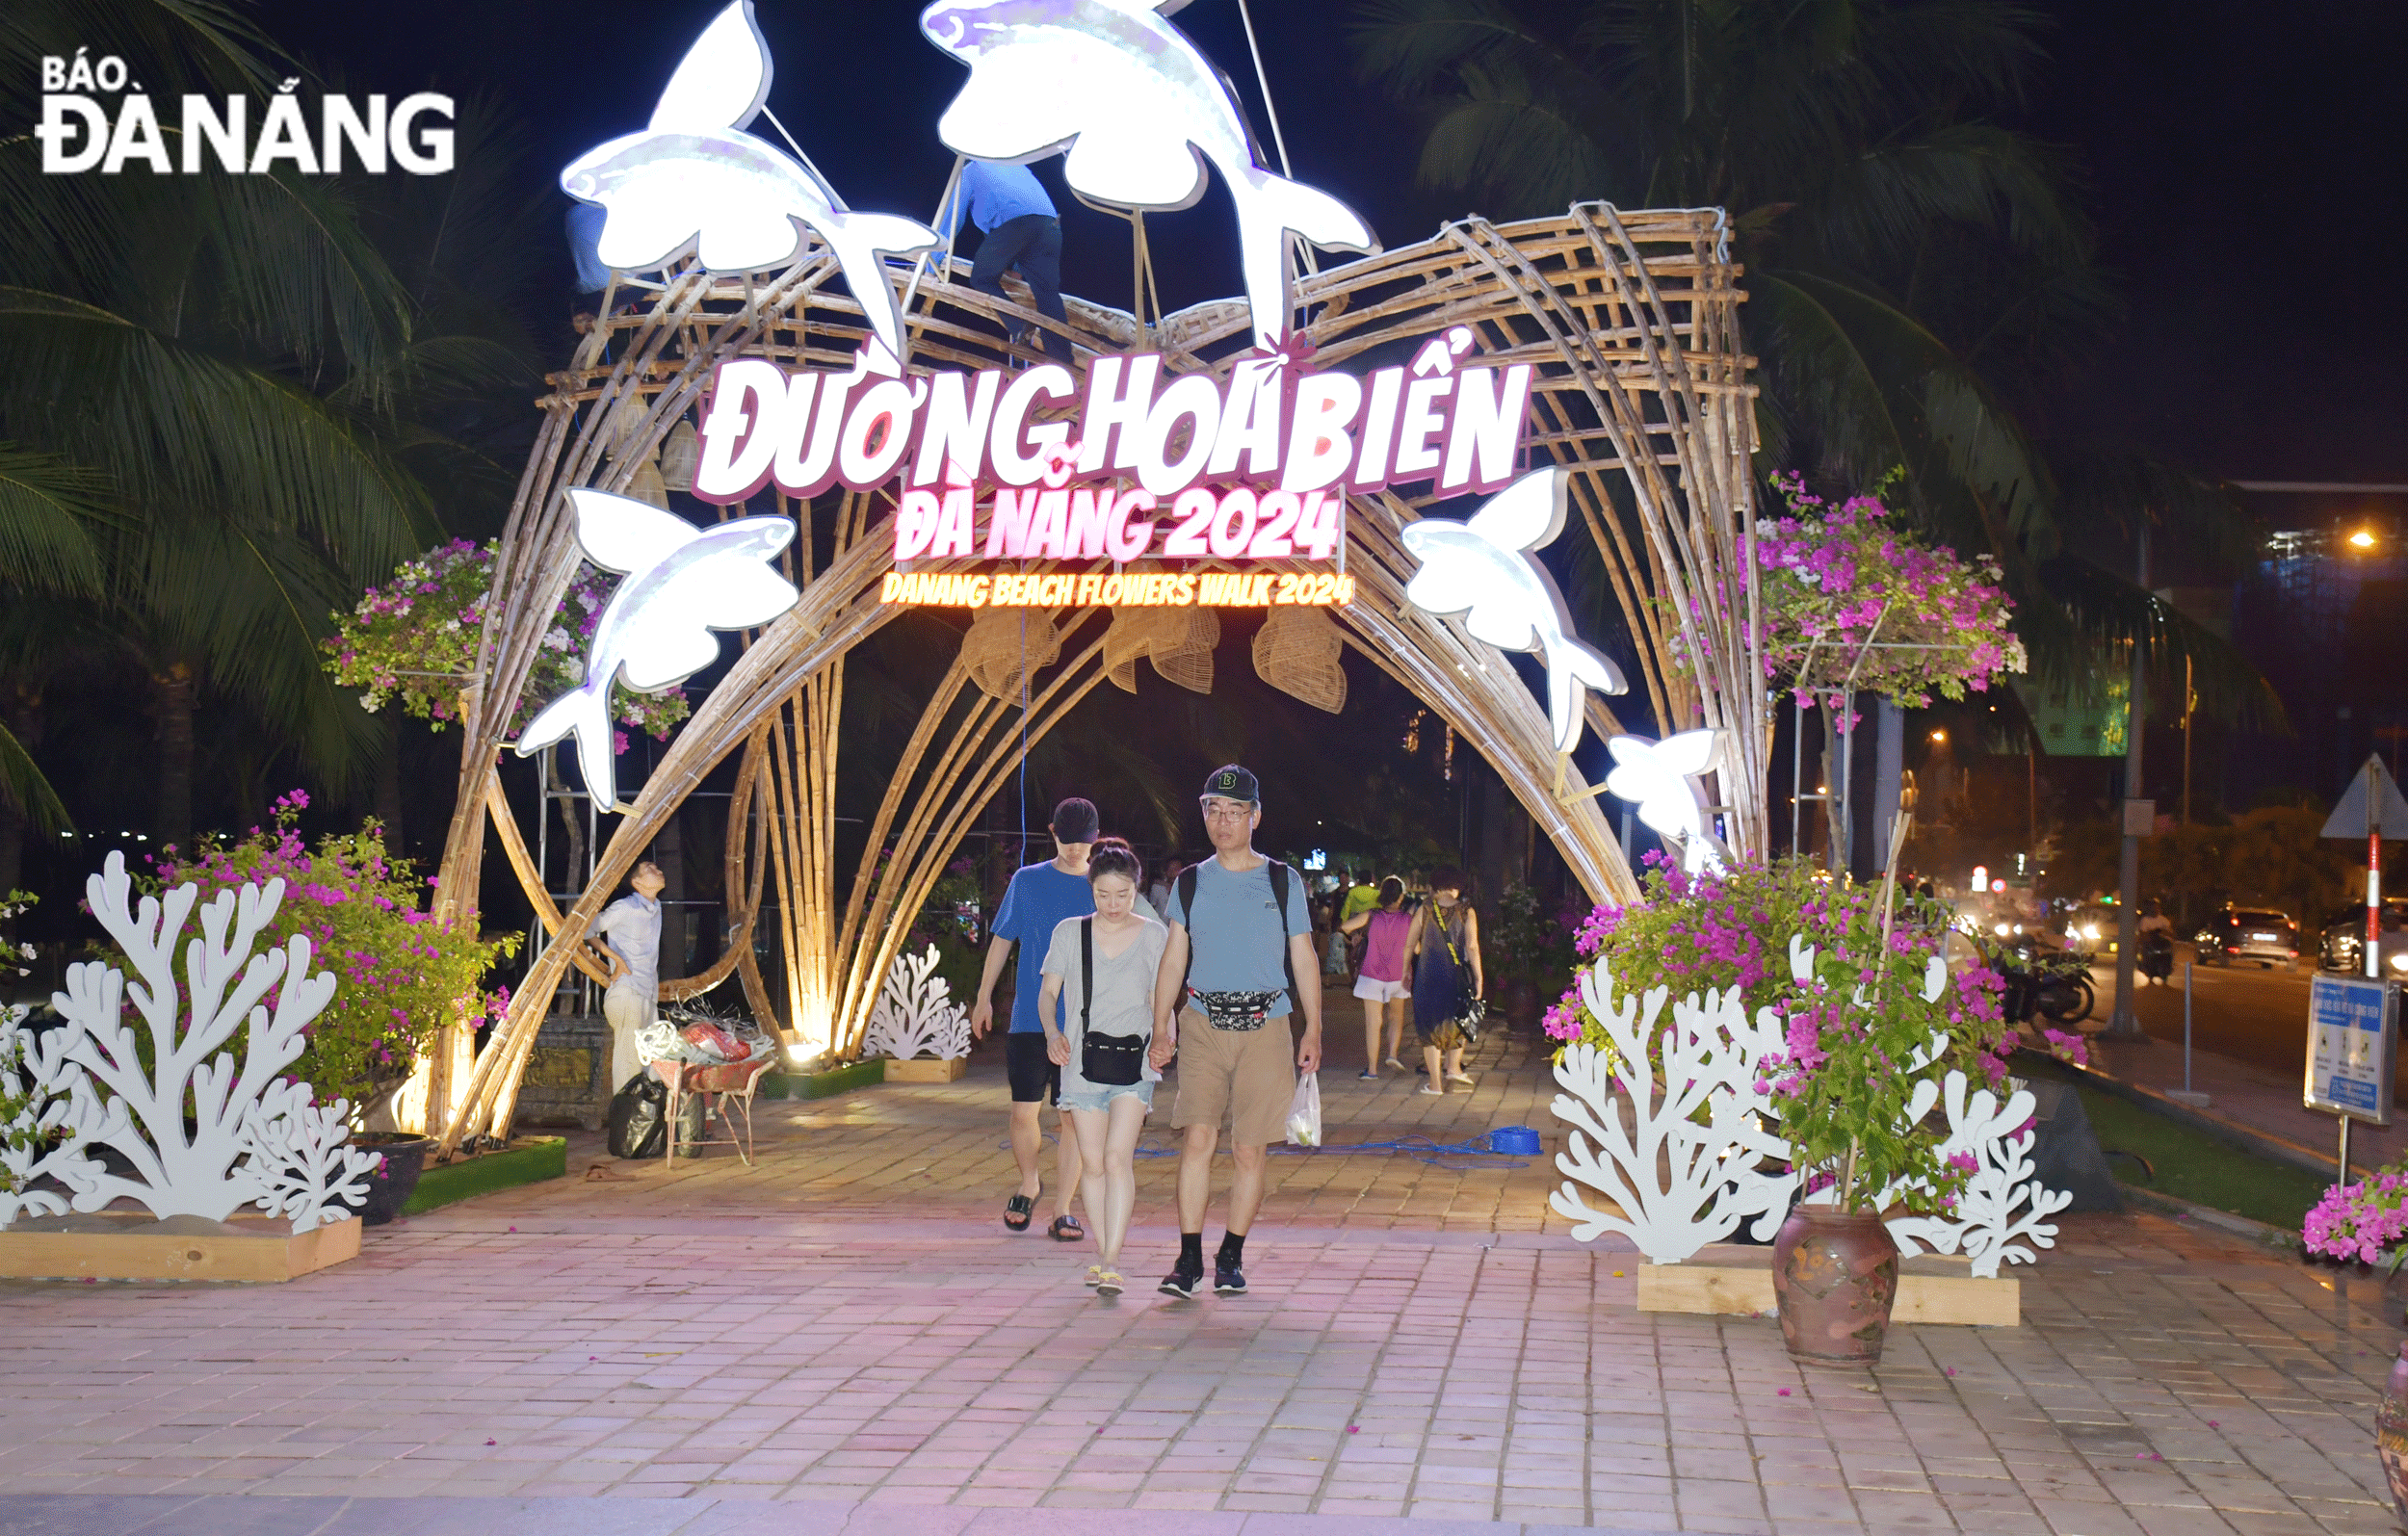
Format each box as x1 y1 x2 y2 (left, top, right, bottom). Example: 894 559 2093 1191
2305 974 2396 1124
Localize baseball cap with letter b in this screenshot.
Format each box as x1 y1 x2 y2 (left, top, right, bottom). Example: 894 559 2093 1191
1201 764 1260 804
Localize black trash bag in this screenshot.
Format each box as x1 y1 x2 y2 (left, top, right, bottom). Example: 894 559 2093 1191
606 1073 706 1159
2022 1079 2124 1212
607 1074 666 1159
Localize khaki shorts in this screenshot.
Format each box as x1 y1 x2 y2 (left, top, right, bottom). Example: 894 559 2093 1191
1170 1007 1296 1147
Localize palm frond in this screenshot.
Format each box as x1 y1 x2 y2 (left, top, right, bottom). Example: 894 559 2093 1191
0 715 70 835
0 441 109 593
0 287 437 575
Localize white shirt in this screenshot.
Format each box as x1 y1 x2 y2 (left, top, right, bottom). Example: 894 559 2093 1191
594 892 663 995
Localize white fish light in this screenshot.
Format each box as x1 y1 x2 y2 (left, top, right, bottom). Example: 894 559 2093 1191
516 490 800 813
1604 730 1729 874
919 0 1380 351
562 1 940 354
1400 468 1626 754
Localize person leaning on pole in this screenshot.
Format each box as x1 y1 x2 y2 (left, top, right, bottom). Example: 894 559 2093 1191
971 798 1096 1241
594 860 667 1091
1149 765 1322 1298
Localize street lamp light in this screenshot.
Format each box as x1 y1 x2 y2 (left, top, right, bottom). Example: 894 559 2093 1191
2350 528 2379 550
1929 729 1948 743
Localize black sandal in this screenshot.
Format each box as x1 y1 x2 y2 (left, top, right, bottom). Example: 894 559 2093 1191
1049 1214 1085 1242
1004 1193 1034 1232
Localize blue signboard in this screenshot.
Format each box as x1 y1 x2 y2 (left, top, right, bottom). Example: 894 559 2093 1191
2306 975 2395 1123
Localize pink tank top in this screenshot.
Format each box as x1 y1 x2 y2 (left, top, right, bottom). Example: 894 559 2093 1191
1361 909 1411 982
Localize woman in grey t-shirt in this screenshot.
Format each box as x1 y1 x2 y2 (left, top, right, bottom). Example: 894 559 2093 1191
1037 839 1167 1296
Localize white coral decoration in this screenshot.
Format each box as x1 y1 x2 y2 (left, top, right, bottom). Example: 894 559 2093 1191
20 851 374 1230
1881 1072 2071 1278
1548 961 1795 1263
863 946 971 1060
1549 937 2070 1276
0 1003 105 1226
238 1081 376 1234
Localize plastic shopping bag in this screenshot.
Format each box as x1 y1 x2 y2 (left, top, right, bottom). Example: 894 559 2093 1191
1285 1071 1322 1148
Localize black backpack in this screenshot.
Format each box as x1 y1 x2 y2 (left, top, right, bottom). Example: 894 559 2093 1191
1176 858 1304 1022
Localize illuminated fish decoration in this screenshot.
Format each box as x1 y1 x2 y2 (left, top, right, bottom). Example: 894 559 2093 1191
561 1 940 354
1400 468 1626 754
918 0 1380 351
1604 731 1728 874
516 490 798 813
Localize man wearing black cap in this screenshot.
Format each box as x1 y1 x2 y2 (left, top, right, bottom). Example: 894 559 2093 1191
1148 765 1322 1297
973 797 1098 1240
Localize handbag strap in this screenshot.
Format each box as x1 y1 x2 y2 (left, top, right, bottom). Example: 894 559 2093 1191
1435 907 1472 988
1080 915 1092 1040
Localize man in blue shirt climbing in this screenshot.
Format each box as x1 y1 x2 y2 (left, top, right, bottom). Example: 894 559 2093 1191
942 159 1074 363
973 797 1098 1241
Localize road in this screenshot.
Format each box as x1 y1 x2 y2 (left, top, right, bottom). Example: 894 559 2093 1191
2083 948 2401 1088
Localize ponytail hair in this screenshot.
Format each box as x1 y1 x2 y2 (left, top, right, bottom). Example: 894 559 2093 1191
1087 836 1143 890
1376 875 1405 910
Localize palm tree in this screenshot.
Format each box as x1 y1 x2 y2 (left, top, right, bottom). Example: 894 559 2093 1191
1352 0 2274 722
0 1 541 847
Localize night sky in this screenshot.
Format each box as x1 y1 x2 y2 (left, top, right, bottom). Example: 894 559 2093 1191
247 0 2408 491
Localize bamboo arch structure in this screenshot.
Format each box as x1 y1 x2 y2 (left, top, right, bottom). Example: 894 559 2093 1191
419 203 1761 1155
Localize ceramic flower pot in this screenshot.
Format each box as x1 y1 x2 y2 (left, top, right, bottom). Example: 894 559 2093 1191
2377 1341 2408 1523
349 1133 432 1226
1771 1204 1900 1367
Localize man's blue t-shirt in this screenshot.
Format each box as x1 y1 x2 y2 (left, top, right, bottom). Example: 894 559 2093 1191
1165 857 1311 1017
992 861 1095 1033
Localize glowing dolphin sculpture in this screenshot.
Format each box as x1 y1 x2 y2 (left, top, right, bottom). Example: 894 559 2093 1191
918 0 1380 351
516 490 799 813
1604 731 1728 874
1400 468 1627 754
561 1 940 355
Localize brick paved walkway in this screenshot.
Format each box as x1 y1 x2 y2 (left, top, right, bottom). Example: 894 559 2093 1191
1 1028 2404 1536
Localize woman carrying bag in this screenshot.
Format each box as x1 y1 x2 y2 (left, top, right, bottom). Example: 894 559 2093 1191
1037 839 1166 1296
1338 876 1413 1078
1406 867 1483 1096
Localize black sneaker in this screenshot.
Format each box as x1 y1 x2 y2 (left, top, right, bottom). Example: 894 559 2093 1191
1159 1264 1203 1299
1214 1262 1247 1295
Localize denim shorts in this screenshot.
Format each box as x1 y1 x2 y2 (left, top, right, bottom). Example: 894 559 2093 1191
1059 1080 1155 1115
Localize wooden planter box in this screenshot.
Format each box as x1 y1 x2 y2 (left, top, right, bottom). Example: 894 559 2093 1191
1636 1243 2020 1327
0 1211 362 1283
883 1055 968 1082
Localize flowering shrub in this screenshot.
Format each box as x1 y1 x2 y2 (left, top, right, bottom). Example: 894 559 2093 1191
2303 1165 2408 1267
127 793 517 1112
0 890 32 977
1545 853 2081 1214
322 538 689 742
1757 472 2027 708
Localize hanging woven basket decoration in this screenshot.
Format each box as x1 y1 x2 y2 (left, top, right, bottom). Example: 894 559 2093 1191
960 605 1063 703
1252 604 1348 714
1100 605 1220 695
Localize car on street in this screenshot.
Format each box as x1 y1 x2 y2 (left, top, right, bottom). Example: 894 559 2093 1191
2317 899 2408 975
2194 905 2299 968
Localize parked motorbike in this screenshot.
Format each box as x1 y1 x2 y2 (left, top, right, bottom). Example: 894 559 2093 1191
1985 933 2096 1027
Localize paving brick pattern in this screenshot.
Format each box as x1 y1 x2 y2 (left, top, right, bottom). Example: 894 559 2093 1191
0 1028 2402 1536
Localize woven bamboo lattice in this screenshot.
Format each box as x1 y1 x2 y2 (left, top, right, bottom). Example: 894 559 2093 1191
421 205 1758 1155
960 605 1062 703
1252 605 1348 715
